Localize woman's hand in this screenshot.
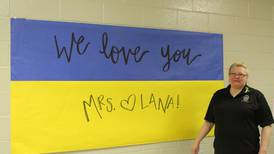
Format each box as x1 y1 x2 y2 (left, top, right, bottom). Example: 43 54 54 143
191 142 200 154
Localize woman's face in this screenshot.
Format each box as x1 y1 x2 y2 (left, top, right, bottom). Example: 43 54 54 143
229 66 248 89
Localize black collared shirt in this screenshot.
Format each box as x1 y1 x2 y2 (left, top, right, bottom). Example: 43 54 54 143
205 85 274 154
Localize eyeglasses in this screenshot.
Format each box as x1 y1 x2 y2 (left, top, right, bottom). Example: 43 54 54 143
229 72 247 78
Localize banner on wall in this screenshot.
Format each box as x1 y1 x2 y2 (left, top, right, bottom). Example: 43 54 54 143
11 18 223 154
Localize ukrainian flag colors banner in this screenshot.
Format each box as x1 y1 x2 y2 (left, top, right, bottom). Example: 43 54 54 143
11 19 224 154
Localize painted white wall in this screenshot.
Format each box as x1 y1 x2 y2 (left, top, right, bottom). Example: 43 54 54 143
0 0 274 153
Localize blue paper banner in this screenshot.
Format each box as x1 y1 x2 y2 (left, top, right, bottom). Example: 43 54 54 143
11 18 223 80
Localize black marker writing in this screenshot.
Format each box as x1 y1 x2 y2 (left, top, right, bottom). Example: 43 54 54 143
83 94 114 122
120 94 136 111
54 32 90 63
141 93 180 113
161 44 202 72
99 32 149 64
82 93 181 123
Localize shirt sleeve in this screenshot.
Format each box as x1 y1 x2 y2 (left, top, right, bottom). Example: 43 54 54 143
204 93 216 123
255 91 274 127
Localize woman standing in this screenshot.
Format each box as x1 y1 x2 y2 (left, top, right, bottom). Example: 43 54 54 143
192 63 274 154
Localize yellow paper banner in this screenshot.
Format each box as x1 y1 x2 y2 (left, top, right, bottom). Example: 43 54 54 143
11 81 223 153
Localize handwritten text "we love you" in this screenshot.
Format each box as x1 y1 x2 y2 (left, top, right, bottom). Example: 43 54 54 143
54 32 202 72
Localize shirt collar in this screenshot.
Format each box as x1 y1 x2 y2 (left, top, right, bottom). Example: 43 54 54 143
226 84 250 96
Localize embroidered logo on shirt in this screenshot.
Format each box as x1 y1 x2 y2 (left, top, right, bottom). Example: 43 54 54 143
244 86 249 93
242 95 250 103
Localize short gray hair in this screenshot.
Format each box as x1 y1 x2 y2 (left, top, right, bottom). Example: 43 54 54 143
229 63 248 74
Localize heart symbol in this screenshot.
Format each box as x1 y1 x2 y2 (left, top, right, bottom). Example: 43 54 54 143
120 94 136 111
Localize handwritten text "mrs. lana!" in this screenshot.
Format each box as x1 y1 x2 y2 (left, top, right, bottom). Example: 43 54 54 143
83 93 181 122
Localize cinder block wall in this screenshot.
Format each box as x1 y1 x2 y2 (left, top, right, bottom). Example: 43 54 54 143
0 0 274 154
